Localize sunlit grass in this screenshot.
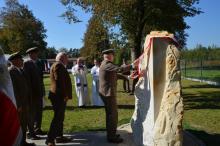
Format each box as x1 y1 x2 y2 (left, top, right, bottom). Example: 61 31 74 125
42 75 220 146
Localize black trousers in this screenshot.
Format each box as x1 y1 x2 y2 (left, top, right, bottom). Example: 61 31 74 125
47 92 66 143
100 95 118 139
123 78 130 92
27 98 39 136
34 97 43 131
19 106 28 145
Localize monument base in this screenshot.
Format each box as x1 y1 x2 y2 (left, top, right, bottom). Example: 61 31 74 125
117 124 205 146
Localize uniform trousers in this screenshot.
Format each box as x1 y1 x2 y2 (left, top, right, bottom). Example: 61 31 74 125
100 95 118 139
18 106 28 145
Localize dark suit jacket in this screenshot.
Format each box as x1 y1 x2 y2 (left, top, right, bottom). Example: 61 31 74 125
50 62 72 99
8 66 30 108
23 60 44 99
99 60 131 97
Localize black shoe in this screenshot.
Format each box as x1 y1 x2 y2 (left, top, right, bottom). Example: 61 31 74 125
129 92 134 95
56 136 72 143
29 135 41 140
24 141 36 146
108 137 123 143
127 90 131 93
45 140 55 146
35 129 47 135
116 134 120 138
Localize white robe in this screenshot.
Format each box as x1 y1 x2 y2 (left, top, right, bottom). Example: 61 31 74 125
72 64 90 106
91 65 104 106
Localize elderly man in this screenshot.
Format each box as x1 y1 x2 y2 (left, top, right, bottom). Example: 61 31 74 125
46 52 72 146
71 57 89 107
8 52 35 146
23 47 44 139
99 49 137 143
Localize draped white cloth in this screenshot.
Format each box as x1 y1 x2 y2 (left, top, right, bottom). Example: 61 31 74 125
72 64 90 106
90 65 104 106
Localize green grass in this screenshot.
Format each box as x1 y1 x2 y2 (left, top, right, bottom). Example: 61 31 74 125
42 73 134 132
182 69 220 82
42 74 220 146
182 80 220 146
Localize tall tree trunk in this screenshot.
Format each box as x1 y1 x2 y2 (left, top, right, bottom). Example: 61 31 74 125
133 0 145 59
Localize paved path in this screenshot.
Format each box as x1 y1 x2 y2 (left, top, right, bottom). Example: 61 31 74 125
27 124 135 146
27 124 205 146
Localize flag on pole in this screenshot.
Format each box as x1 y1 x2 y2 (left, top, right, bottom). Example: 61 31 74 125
0 48 22 146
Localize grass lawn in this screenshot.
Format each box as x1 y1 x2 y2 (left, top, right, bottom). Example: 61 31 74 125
42 74 220 146
182 69 220 82
182 80 220 146
42 74 134 133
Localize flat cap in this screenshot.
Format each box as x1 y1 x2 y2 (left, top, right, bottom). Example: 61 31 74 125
26 47 38 54
102 49 115 55
8 52 22 61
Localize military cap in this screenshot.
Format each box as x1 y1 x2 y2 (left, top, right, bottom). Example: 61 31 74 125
26 47 38 54
102 49 115 55
8 52 22 61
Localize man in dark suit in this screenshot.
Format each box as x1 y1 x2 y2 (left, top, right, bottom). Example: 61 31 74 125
46 52 72 146
99 49 136 143
23 47 44 139
8 52 35 146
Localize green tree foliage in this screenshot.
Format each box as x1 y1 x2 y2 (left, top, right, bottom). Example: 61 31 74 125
68 48 80 58
80 15 109 63
0 0 47 54
61 0 202 58
44 46 57 59
182 45 220 61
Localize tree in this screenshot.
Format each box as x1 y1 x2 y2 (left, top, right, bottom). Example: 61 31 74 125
44 46 57 59
0 0 47 54
68 48 80 58
61 0 202 58
80 15 109 63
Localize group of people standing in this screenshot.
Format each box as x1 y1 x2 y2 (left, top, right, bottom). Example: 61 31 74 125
6 47 138 146
8 47 45 146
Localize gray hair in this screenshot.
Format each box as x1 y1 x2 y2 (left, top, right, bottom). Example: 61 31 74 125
55 52 67 62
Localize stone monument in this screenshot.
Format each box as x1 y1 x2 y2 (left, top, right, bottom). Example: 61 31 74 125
131 31 183 146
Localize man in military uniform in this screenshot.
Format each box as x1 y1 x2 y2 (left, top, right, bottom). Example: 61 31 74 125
99 49 137 143
24 47 44 139
8 52 35 146
46 52 72 146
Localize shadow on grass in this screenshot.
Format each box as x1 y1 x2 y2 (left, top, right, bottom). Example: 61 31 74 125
87 128 105 131
182 84 220 89
44 105 134 111
186 129 220 146
183 88 220 110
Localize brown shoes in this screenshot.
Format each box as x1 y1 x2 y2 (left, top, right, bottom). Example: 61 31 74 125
45 141 55 146
108 137 123 143
47 142 55 146
107 135 123 143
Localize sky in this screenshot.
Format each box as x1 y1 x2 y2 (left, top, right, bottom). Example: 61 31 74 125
0 0 220 49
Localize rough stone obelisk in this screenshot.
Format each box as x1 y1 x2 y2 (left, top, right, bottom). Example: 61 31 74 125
131 31 183 146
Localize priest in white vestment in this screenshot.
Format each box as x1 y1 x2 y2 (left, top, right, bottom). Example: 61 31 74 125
72 58 90 107
91 59 104 106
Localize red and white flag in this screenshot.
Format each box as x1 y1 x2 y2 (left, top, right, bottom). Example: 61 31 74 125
0 48 22 146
